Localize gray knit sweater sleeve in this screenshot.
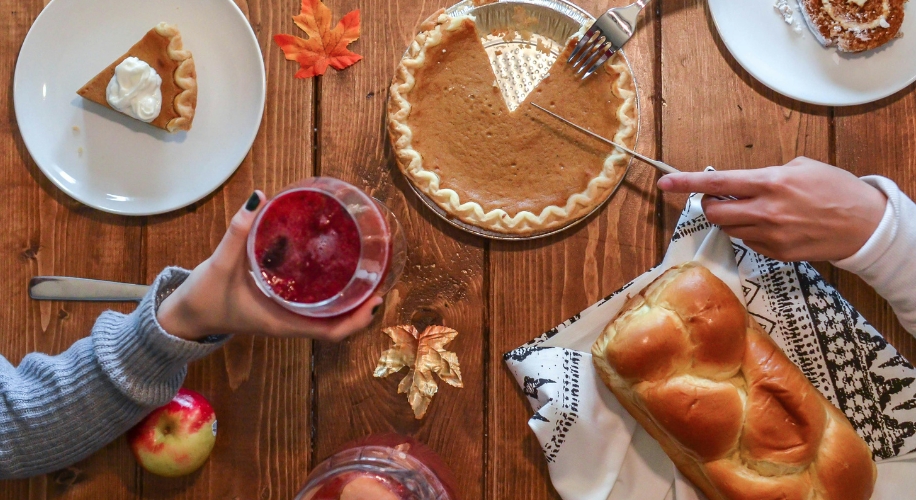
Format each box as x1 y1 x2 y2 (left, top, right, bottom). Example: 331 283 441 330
0 267 229 479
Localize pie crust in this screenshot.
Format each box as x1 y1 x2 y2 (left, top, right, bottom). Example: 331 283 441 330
388 14 637 235
77 23 197 132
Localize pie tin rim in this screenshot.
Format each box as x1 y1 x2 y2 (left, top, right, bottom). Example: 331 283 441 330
394 0 642 242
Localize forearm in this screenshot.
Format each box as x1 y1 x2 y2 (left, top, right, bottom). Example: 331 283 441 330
832 176 916 336
0 268 228 479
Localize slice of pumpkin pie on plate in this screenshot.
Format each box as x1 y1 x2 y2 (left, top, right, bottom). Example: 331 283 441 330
77 22 197 132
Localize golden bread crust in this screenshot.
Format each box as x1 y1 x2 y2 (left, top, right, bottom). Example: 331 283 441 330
591 262 877 500
637 377 744 462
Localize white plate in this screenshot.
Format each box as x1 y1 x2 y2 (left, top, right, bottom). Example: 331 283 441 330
708 0 916 106
14 0 265 215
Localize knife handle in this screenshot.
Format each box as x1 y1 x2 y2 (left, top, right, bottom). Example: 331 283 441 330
29 277 150 302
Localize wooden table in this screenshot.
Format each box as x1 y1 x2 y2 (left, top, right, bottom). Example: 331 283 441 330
0 0 913 498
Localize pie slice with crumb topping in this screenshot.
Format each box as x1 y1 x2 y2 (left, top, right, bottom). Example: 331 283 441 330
798 0 906 52
77 23 197 132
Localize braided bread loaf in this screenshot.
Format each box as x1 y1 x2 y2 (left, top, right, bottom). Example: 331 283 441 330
592 263 876 500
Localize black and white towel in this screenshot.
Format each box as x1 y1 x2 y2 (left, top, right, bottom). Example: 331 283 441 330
505 192 916 500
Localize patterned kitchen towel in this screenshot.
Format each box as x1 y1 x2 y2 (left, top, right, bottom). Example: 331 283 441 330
505 191 916 500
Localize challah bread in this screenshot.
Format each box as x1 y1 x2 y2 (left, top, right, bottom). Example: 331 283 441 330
592 262 877 500
797 0 906 52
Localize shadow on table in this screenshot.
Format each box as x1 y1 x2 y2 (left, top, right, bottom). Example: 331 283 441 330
122 464 204 499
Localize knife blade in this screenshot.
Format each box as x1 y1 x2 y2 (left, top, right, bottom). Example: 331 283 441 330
29 277 149 302
531 103 679 175
531 103 738 201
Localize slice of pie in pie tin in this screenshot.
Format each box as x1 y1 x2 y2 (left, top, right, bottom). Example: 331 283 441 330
389 0 641 241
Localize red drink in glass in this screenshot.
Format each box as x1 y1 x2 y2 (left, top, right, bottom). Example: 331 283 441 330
295 435 456 500
247 177 406 318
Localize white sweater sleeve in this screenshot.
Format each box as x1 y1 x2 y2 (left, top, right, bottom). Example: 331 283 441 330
832 176 916 336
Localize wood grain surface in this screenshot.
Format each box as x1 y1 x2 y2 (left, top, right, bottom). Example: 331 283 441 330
0 0 913 498
487 1 660 498
311 1 487 498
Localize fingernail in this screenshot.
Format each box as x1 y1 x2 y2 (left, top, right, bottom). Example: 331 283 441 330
245 192 261 211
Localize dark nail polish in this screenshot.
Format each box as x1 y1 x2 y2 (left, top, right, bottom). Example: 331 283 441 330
372 305 381 316
245 192 261 211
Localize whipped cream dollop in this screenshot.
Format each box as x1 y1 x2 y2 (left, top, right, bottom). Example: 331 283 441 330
774 0 805 34
774 0 795 24
106 57 162 122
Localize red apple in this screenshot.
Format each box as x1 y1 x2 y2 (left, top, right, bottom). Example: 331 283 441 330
127 388 217 477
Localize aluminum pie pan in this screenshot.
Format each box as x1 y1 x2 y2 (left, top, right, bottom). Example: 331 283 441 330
397 0 641 241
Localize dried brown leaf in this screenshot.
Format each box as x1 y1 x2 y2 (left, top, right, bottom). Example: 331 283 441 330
436 351 464 388
373 325 418 378
407 364 438 419
375 325 463 419
419 325 459 353
397 370 414 394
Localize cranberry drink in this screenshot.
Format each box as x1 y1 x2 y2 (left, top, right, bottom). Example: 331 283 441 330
253 190 361 304
248 178 406 318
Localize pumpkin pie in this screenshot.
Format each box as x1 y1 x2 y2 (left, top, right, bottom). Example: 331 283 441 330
77 23 197 132
388 14 637 235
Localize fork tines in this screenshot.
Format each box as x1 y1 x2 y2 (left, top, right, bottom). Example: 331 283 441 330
567 26 618 79
568 0 652 80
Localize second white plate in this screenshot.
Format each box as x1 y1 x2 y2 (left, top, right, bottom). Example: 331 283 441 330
14 0 266 215
708 0 916 106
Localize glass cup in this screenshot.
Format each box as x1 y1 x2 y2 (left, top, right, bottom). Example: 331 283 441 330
247 177 407 318
295 435 456 500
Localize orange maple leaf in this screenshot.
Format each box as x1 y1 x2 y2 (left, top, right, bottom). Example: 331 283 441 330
273 0 362 78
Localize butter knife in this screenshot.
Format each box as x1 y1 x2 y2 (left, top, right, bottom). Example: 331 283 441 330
531 103 679 174
29 277 149 302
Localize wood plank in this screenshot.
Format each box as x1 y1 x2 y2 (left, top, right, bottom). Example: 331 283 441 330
311 1 487 498
660 0 830 236
0 1 142 498
834 91 916 364
659 0 833 362
0 0 325 494
133 1 317 499
487 1 660 498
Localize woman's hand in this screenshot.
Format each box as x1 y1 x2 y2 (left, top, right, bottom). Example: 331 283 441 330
157 192 383 342
657 157 887 262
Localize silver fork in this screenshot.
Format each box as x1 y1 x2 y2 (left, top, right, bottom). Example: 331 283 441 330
568 0 653 79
